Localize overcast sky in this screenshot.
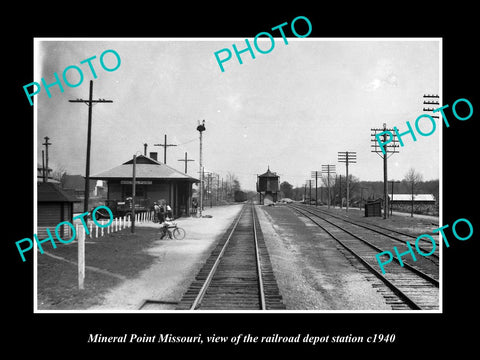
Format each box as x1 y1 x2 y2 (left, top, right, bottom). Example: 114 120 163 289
36 38 440 190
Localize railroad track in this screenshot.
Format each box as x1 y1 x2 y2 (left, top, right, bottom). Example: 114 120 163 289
297 204 440 258
292 205 440 268
289 204 439 310
176 203 285 310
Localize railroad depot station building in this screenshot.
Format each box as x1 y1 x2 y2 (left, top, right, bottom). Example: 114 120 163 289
90 154 199 217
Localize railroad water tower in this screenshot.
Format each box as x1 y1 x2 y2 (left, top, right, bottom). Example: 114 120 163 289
256 167 279 205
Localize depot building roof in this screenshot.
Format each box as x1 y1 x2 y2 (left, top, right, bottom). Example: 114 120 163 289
90 155 199 182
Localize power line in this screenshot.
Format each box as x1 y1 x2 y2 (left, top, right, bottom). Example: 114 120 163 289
68 80 113 213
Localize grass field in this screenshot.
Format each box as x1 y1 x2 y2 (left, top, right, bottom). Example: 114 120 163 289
37 227 160 310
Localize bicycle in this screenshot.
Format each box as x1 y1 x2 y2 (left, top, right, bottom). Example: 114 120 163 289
160 221 186 240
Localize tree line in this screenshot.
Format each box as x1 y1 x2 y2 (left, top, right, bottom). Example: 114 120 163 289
279 168 438 206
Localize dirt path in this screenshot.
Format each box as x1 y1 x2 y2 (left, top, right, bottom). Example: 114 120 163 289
87 204 243 311
257 205 391 310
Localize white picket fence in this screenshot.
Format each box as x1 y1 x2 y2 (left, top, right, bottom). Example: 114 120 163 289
74 211 156 240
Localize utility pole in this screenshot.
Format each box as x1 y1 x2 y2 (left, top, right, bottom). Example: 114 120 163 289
216 174 220 204
322 164 336 209
69 80 113 213
42 150 46 182
221 178 224 202
207 173 213 208
311 170 320 206
371 123 399 219
423 94 441 128
308 179 313 204
202 170 213 210
154 134 177 164
422 94 440 113
389 180 401 216
338 175 342 208
196 120 206 217
178 152 194 174
42 136 52 183
338 151 357 212
360 187 368 210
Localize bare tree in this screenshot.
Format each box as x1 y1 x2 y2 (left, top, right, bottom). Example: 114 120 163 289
225 172 241 201
403 168 423 217
51 164 67 184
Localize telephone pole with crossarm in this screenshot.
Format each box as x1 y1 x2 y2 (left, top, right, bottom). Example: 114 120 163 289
68 80 113 213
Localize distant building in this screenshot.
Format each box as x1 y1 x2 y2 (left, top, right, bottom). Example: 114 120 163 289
61 174 98 197
388 193 437 215
90 154 199 217
256 167 279 205
37 164 60 184
388 194 436 205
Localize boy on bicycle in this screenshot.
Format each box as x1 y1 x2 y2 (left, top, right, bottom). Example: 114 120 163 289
159 200 174 239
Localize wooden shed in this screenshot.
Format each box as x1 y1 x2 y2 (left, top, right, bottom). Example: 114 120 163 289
37 182 80 239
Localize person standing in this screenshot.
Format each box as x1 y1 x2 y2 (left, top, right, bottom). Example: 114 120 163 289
192 198 198 215
153 201 160 222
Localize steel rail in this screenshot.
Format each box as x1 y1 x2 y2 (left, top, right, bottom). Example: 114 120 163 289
252 204 266 310
189 204 248 310
292 205 439 286
291 206 426 310
302 204 438 247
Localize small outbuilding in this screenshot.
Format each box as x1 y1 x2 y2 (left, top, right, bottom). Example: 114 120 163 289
37 182 80 239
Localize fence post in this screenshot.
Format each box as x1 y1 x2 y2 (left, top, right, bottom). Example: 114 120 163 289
78 227 85 290
101 220 104 236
